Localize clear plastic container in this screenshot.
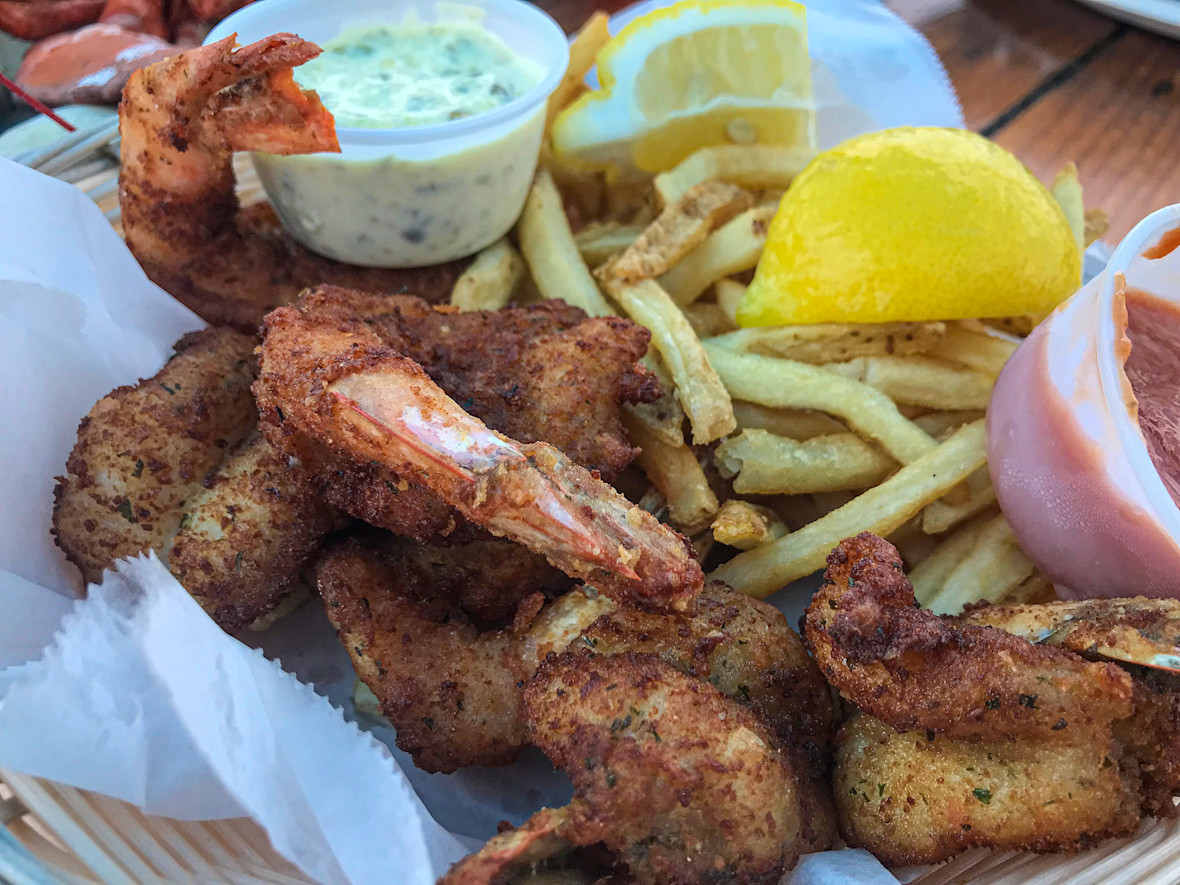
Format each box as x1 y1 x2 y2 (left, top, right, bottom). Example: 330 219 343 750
987 204 1180 599
206 0 568 268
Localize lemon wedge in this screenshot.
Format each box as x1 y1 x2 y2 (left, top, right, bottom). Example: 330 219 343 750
737 127 1081 326
551 0 815 177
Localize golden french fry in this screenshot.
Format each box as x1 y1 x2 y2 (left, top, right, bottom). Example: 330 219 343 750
1051 162 1085 263
625 354 687 448
658 206 775 305
909 512 993 606
450 238 526 311
920 466 996 534
927 323 1018 376
711 499 787 550
605 182 753 282
545 12 610 134
1084 207 1110 247
683 302 736 338
715 278 745 326
888 516 941 570
654 144 817 206
704 345 936 463
1003 572 1058 605
709 420 987 598
517 168 614 316
715 429 896 495
623 410 718 534
708 322 946 365
820 355 994 410
574 221 644 266
732 401 848 440
547 153 606 223
606 278 735 444
912 410 986 439
983 315 1041 337
923 514 1035 615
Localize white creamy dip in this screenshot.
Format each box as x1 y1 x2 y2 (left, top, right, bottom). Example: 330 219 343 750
294 23 543 128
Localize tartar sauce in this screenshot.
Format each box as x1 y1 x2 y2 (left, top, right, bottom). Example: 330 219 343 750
294 23 543 129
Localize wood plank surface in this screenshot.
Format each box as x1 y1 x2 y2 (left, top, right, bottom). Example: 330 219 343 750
991 27 1180 241
888 0 1119 131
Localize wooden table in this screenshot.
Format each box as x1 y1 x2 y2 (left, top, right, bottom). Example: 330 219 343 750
537 0 1180 243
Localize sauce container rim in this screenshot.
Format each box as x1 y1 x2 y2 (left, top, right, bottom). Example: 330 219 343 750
1093 203 1180 540
204 0 570 146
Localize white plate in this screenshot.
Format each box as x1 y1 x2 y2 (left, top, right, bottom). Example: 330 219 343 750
1076 0 1180 40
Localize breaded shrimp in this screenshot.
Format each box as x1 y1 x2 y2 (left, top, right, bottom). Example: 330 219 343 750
258 299 701 611
441 654 835 885
834 713 1141 866
118 35 465 331
53 327 257 583
804 533 1133 741
318 536 829 777
53 327 334 631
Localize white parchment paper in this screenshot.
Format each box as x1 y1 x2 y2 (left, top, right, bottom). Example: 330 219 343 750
0 3 965 881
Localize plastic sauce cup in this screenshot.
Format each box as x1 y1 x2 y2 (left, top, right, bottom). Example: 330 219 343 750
987 204 1180 600
207 0 568 268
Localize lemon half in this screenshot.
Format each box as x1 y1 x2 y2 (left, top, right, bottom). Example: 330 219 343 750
551 0 815 177
737 128 1082 326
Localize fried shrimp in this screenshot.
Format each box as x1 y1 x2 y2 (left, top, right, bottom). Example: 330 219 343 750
804 533 1133 741
318 534 825 776
833 713 1142 866
53 327 334 631
807 533 1180 865
255 287 659 549
258 295 701 611
441 654 835 885
119 35 465 331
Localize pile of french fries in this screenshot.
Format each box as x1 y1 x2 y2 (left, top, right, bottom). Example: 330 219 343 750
444 14 1109 615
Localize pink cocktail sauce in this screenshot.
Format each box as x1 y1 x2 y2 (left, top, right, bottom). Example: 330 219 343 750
988 223 1180 600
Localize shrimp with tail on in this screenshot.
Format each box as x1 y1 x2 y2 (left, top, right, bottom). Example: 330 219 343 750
119 34 467 331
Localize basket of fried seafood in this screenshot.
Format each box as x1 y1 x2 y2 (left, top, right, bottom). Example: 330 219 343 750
4 3 1180 884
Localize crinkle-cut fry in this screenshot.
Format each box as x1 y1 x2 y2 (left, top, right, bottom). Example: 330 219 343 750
683 302 735 338
711 500 787 551
924 513 1035 615
715 278 745 326
605 278 735 444
574 221 644 266
517 168 614 316
450 238 526 312
625 354 687 448
708 322 947 365
927 322 1018 377
912 409 985 439
544 11 610 134
715 429 896 495
820 355 994 411
908 511 994 606
623 411 718 535
732 400 848 440
604 182 754 282
920 465 996 534
658 206 775 306
710 421 986 598
654 144 818 206
704 346 936 464
1085 207 1110 247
